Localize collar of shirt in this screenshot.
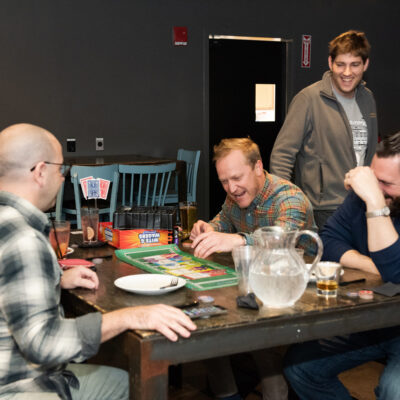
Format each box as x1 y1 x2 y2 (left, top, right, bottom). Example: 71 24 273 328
0 190 50 235
244 170 271 212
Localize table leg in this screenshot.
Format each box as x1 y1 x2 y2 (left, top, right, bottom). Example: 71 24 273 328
125 335 170 400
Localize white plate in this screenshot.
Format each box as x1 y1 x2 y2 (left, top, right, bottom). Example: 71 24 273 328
307 264 344 282
114 274 186 295
66 247 74 255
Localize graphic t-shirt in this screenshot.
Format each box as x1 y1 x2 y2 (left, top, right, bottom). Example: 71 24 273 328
333 87 368 166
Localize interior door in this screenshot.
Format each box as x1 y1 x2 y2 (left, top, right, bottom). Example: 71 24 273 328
209 36 289 218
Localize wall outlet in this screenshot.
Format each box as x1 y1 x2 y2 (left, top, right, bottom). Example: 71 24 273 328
67 138 76 152
96 137 104 151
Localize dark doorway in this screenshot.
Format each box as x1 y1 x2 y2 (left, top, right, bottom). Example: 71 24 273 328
209 36 289 218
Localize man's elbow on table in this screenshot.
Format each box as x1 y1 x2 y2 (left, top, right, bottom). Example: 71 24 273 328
339 249 380 276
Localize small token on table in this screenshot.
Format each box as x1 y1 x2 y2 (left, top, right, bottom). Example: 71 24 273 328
92 258 103 264
358 290 374 300
197 295 214 303
346 291 359 298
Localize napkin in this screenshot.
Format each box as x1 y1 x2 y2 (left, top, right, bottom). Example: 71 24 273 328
236 293 259 310
372 282 400 297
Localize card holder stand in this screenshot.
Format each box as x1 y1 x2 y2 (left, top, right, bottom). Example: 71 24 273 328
113 206 177 231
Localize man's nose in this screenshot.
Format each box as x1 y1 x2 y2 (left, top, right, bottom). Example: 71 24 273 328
343 64 351 75
228 181 237 193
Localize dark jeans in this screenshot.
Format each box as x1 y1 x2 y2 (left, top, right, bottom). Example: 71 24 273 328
284 328 400 400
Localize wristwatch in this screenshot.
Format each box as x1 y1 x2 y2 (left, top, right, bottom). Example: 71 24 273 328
365 206 390 218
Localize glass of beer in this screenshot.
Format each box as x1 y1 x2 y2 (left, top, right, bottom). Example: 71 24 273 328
49 220 71 259
179 201 197 240
81 207 99 244
315 262 342 298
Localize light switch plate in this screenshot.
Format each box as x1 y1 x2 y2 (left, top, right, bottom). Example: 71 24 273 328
96 137 104 151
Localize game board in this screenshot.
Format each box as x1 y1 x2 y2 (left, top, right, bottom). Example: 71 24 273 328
115 244 238 291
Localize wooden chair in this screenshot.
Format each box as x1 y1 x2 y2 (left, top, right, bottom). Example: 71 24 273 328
164 149 200 204
56 164 119 229
113 162 176 208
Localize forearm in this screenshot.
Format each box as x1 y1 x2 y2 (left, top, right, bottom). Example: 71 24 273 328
209 207 235 233
366 217 399 252
101 309 130 343
339 249 380 275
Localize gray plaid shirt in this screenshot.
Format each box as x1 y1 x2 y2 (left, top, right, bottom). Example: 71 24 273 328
0 191 102 398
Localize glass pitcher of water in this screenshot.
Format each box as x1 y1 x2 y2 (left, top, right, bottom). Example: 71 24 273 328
249 226 323 308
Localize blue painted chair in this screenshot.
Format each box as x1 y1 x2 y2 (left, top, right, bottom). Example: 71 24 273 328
56 164 119 229
164 149 200 204
112 162 176 208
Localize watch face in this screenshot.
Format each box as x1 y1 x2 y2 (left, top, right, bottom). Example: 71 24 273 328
383 206 390 216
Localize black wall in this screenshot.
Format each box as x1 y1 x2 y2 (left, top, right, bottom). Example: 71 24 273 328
1 0 399 218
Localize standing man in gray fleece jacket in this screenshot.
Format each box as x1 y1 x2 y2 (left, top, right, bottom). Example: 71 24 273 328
270 30 378 230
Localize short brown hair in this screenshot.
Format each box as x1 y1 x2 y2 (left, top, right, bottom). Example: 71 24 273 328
213 137 261 167
376 132 400 158
329 30 370 63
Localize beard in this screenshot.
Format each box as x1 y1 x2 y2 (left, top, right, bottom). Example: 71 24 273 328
387 196 400 218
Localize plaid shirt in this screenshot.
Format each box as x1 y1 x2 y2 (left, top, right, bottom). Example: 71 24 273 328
0 191 101 398
209 172 316 244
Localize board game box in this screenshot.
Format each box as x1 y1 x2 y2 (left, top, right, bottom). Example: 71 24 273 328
99 222 174 249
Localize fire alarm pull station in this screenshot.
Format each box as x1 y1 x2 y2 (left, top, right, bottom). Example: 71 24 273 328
173 27 188 46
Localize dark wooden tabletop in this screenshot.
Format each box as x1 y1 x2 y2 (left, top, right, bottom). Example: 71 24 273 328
62 238 400 399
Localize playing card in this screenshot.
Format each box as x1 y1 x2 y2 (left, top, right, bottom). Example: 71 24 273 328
99 179 110 200
80 176 94 199
87 179 101 199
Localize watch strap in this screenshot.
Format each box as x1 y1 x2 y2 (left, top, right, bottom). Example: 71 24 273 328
365 206 390 218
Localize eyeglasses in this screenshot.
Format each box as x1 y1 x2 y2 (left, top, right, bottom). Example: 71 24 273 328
30 161 71 177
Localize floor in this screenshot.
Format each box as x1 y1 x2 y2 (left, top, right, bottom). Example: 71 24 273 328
169 360 384 400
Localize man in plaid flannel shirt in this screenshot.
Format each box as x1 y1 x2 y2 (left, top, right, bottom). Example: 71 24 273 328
191 137 315 259
0 124 196 400
190 138 315 400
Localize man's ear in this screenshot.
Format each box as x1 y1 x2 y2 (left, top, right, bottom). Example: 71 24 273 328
363 58 370 72
31 162 47 188
255 159 263 176
328 56 333 71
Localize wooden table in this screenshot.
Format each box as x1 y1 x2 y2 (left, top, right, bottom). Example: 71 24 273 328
63 154 187 203
61 242 400 399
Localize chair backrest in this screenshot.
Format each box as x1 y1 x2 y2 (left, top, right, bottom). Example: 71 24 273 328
114 162 176 207
177 149 201 203
67 164 119 227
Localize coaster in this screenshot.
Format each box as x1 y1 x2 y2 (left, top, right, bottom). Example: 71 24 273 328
372 282 400 297
78 241 107 248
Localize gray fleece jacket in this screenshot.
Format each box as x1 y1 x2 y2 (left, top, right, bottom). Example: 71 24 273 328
270 71 378 211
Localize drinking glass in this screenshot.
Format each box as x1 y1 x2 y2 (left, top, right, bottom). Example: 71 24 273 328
315 262 342 298
49 220 71 259
232 245 257 296
179 201 197 239
81 207 99 244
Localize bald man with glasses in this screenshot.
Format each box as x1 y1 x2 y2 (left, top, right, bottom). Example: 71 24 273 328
0 124 196 400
